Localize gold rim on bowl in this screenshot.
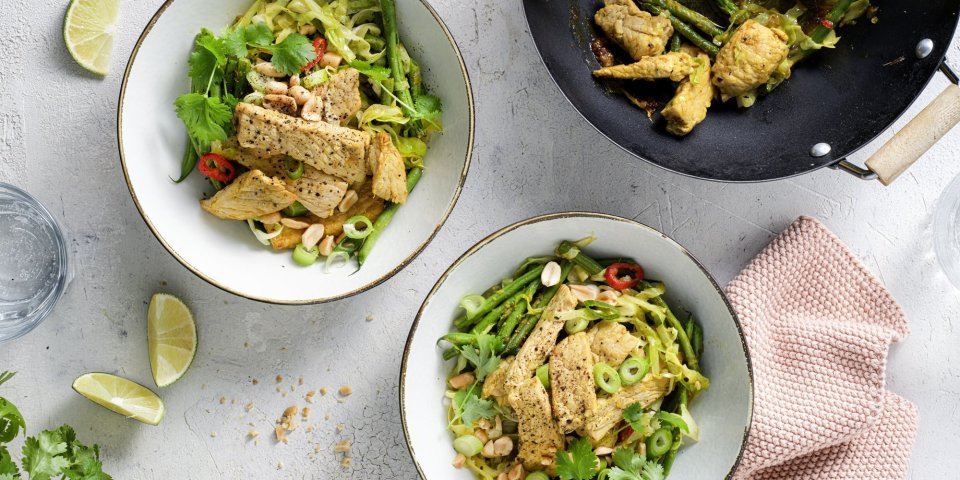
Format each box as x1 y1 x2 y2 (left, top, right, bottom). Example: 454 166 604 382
117 0 475 305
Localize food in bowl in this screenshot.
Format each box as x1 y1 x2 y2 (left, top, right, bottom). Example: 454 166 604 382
437 237 709 479
590 0 876 136
173 0 442 270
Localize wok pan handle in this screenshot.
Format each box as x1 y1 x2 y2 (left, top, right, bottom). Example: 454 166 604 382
863 81 960 185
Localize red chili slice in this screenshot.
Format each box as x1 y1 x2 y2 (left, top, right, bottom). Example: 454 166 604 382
197 153 237 183
604 262 645 290
301 37 328 72
619 425 635 443
821 18 835 29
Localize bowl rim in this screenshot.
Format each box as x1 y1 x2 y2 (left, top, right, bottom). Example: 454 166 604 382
117 0 475 305
399 211 754 479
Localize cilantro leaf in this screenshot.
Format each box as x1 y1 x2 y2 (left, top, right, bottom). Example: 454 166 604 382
174 93 234 143
349 61 392 83
0 446 17 475
456 334 502 381
604 447 664 480
188 30 227 92
22 430 69 479
460 395 496 426
0 398 26 443
0 474 16 480
266 33 315 76
413 94 443 128
555 438 598 480
223 23 274 58
622 403 644 430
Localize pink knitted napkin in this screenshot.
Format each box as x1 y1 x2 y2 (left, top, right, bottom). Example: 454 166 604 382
726 216 919 480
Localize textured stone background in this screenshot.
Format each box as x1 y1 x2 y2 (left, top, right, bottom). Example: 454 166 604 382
1 0 959 478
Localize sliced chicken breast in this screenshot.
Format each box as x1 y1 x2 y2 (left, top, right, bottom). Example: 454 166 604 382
514 377 565 472
594 0 673 61
199 169 297 220
315 181 385 237
581 375 671 441
312 68 363 125
587 321 640 368
712 20 790 101
505 286 578 401
234 103 369 183
285 167 349 219
593 52 698 82
550 332 597 433
662 47 714 136
368 132 408 204
482 356 514 408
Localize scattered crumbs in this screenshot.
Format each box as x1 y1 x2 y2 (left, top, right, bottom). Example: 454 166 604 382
319 387 328 396
314 444 322 454
338 385 353 396
336 424 345 433
205 409 212 414
302 407 311 419
281 392 287 398
325 414 331 421
248 430 260 439
340 457 351 468
305 390 316 403
334 439 352 453
231 398 237 405
201 384 207 390
245 402 255 412
366 313 374 322
277 461 284 470
219 397 226 405
244 341 250 348
305 425 315 433
275 426 287 443
290 385 296 392
280 346 287 351
210 432 217 438
298 376 305 386
252 378 259 385
249 422 256 427
276 386 282 393
276 375 284 383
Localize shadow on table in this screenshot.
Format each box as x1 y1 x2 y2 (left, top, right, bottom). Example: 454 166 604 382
48 394 142 459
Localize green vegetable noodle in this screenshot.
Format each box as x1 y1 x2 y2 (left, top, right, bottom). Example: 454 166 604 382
438 239 710 479
172 0 442 271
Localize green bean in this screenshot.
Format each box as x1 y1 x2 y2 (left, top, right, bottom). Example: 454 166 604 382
656 0 724 38
809 0 854 45
669 33 682 52
557 241 604 275
440 332 477 347
357 167 422 265
175 142 199 183
380 0 419 130
650 296 699 371
471 283 536 335
660 429 683 474
713 0 739 16
408 57 424 98
692 321 704 357
504 261 574 354
597 257 639 267
464 266 545 327
640 3 719 57
442 347 458 361
497 281 539 340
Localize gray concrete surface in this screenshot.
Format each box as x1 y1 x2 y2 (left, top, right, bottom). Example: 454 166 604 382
1 0 959 478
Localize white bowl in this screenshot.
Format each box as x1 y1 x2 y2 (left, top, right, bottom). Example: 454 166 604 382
119 0 473 304
400 212 753 479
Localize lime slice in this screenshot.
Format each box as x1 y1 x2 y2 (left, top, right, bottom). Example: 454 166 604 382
72 373 165 425
63 0 120 75
148 293 197 388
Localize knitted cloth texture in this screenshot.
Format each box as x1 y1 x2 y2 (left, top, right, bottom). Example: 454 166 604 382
727 216 918 480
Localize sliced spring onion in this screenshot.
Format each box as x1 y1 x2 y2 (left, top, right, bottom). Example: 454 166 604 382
292 243 320 266
656 411 690 433
246 220 284 246
283 201 309 217
453 435 483 457
556 242 580 260
459 294 485 319
343 215 374 239
324 251 351 273
593 363 621 394
242 91 264 105
572 234 597 248
334 236 364 254
619 357 650 386
646 427 674 458
536 364 550 389
564 317 589 335
583 300 621 320
285 157 304 180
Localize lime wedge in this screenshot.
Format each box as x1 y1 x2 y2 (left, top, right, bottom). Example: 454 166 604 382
63 0 120 75
148 293 197 388
72 373 165 425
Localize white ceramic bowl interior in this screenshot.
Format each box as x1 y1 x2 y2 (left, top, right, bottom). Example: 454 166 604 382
119 0 472 303
401 213 752 479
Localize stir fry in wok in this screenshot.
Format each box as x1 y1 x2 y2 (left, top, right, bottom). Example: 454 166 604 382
591 0 876 136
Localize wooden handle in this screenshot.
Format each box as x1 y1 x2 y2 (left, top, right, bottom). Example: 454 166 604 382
865 83 960 185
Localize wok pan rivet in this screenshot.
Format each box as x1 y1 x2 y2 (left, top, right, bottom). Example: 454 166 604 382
916 39 934 59
810 143 832 157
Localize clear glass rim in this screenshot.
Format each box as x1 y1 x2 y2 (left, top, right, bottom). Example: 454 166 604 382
0 182 71 344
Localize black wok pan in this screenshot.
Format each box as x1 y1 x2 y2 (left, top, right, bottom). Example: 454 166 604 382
522 0 960 183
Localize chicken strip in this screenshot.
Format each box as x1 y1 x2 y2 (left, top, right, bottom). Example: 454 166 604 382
316 182 385 237
311 68 363 125
514 377 565 472
234 103 369 183
712 20 790 101
199 170 297 221
505 286 578 402
285 167 348 219
368 132 408 204
482 357 514 407
662 47 714 136
581 375 671 441
594 0 673 61
593 52 698 82
550 332 596 433
221 138 286 178
587 321 640 368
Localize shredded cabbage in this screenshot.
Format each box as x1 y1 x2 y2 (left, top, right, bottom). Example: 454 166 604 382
246 220 284 245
